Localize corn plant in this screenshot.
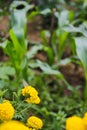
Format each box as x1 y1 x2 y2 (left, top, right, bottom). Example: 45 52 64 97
40 9 74 65
64 21 87 100
0 1 33 78
75 36 87 100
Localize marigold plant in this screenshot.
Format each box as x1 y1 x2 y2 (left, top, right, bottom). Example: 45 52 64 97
0 84 43 130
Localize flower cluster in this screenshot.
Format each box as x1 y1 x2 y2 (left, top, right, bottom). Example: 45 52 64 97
66 112 87 130
0 85 43 130
22 86 40 104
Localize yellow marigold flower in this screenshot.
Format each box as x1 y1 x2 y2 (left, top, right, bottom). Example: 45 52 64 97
66 116 85 130
22 86 40 104
83 112 87 129
0 120 30 130
0 100 14 121
27 116 43 129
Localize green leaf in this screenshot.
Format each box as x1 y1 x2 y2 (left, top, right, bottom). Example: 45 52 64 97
26 45 43 59
28 10 39 19
9 1 33 49
29 60 74 91
58 10 69 27
29 60 63 78
0 40 8 48
9 29 25 57
40 8 51 15
64 23 87 37
0 80 6 89
37 60 61 75
0 66 15 80
10 0 34 28
40 30 50 45
74 36 87 72
43 46 54 65
74 36 87 99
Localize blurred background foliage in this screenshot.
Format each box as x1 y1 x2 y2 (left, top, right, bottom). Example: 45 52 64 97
0 0 87 129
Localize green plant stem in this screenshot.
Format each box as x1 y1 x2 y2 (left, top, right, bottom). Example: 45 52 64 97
84 73 87 101
49 9 56 46
18 104 32 114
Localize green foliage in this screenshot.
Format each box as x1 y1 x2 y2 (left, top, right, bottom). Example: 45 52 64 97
1 0 87 130
0 66 15 80
0 1 33 79
64 17 87 101
75 37 87 100
40 9 74 64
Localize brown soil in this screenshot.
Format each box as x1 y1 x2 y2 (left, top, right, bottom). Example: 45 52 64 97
59 63 85 86
27 16 42 42
0 16 9 61
0 16 9 38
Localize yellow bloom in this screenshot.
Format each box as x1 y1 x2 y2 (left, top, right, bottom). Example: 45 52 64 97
66 116 85 130
22 86 40 104
83 112 87 129
27 116 43 129
0 120 30 130
0 100 14 121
